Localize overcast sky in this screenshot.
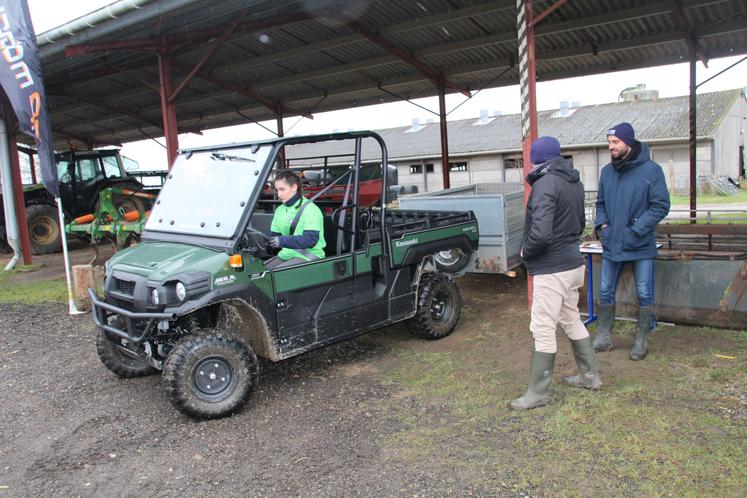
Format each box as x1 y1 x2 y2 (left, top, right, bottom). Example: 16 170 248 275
27 0 747 170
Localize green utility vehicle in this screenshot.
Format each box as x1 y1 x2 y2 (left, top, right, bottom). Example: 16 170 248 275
88 132 479 419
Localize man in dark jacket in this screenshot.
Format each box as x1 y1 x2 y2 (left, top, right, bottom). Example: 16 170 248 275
593 122 670 360
511 136 602 411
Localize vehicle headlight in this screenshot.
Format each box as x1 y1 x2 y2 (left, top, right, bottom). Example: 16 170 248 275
175 282 187 302
150 288 160 305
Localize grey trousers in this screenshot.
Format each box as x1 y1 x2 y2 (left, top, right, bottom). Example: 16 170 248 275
264 256 308 270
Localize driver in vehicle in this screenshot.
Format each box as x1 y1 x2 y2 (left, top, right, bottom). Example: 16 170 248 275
264 169 326 269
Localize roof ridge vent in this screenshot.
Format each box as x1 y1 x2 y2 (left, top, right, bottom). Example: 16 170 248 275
473 109 495 126
551 100 578 118
405 117 425 133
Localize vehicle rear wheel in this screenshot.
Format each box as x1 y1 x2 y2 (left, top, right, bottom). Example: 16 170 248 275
434 248 471 273
26 204 62 255
162 330 259 419
96 323 158 378
406 273 462 340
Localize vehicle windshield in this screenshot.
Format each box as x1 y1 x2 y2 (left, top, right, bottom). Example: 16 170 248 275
144 145 272 238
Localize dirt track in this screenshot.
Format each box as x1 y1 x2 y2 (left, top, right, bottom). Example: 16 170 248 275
1 274 745 497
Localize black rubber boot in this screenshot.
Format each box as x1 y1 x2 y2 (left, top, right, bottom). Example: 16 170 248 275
563 337 603 390
592 303 615 352
510 351 555 410
630 306 653 361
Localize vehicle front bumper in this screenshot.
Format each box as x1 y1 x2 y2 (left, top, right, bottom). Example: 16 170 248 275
88 288 175 344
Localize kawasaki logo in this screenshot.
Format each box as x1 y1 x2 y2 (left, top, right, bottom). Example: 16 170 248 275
462 226 477 232
395 238 418 248
214 275 236 287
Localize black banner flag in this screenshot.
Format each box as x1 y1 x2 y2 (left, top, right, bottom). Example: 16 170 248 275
0 0 57 197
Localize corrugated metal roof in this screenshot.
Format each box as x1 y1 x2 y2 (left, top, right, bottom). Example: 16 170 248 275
283 89 745 162
31 0 747 149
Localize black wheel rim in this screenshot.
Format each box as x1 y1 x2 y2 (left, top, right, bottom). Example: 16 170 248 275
430 289 453 322
192 356 234 400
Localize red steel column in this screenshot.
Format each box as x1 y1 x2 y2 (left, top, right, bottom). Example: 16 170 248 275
157 47 180 169
438 77 450 190
689 48 697 223
517 0 539 305
8 126 32 264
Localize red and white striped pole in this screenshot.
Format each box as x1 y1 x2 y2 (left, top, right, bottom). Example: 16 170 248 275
516 0 539 305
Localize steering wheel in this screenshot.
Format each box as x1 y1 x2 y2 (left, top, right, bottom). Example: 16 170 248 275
241 228 273 259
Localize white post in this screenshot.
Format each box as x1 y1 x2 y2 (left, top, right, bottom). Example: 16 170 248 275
56 196 84 315
0 118 20 271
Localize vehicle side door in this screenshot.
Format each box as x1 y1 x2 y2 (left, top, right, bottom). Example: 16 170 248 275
271 250 355 356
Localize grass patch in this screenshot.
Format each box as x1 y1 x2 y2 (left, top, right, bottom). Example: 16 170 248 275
670 191 747 205
0 266 67 304
376 330 747 496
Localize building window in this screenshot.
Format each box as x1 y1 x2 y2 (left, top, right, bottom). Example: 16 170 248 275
409 163 434 174
449 162 468 172
505 157 524 169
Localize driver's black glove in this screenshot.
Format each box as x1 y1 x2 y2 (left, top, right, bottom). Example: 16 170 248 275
268 236 282 249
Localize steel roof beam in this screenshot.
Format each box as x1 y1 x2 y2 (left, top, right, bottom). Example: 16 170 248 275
170 61 313 119
670 0 709 67
341 18 471 97
51 16 743 130
168 8 251 104
51 126 122 149
53 92 201 136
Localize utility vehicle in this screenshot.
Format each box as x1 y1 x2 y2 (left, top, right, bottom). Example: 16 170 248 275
88 132 478 419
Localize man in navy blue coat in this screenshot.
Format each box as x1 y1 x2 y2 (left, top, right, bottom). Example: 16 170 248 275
594 122 670 360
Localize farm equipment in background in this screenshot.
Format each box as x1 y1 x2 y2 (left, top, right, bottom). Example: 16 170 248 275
65 186 155 264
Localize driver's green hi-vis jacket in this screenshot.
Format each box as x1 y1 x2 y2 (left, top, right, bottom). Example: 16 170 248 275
270 197 326 261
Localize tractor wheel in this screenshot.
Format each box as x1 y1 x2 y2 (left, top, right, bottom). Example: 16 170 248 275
96 322 158 378
162 330 259 419
26 204 62 255
406 273 462 340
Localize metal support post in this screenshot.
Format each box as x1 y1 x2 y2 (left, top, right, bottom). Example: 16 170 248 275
8 134 32 264
438 77 450 190
276 106 286 168
689 49 697 223
157 48 180 168
517 0 540 305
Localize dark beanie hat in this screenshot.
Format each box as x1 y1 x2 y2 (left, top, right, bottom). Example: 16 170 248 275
607 122 635 147
530 136 562 165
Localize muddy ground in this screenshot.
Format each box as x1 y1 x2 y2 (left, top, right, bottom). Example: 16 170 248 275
1 266 746 496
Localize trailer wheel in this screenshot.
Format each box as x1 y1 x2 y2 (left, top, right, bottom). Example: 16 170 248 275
162 330 259 419
406 273 462 340
26 204 62 254
434 248 471 273
96 325 158 378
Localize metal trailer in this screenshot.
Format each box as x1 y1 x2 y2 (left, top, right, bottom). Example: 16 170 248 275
398 183 525 274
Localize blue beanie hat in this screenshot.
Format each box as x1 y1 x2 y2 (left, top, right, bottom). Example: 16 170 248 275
607 122 635 147
530 136 562 165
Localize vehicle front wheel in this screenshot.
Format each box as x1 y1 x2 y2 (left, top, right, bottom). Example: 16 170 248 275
162 330 259 419
96 326 158 378
406 273 462 340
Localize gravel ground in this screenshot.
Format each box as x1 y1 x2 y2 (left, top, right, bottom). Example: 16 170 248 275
0 298 501 497
2 272 745 497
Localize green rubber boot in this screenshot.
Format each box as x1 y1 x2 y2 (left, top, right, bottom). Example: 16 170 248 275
563 337 603 390
510 351 555 410
630 306 653 361
592 303 615 352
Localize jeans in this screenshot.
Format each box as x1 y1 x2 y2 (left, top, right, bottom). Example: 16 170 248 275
599 258 653 307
